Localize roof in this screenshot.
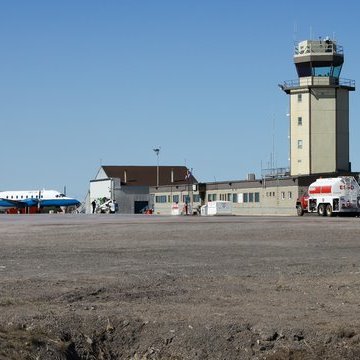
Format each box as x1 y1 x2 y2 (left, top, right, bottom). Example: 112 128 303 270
100 166 197 187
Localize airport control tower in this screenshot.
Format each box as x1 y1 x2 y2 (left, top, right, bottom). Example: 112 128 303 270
280 38 355 176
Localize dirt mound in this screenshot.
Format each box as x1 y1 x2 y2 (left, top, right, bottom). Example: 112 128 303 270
2 315 360 359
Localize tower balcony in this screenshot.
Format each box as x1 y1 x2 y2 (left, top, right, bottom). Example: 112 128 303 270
280 77 355 93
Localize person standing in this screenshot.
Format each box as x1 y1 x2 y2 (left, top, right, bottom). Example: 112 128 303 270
91 200 96 214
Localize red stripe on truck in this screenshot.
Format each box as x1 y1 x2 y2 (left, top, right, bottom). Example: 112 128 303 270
309 185 332 194
309 186 320 194
320 185 332 193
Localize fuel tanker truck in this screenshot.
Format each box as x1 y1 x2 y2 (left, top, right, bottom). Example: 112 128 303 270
296 176 360 216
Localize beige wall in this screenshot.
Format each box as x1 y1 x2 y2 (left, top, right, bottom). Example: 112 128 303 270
209 186 298 216
153 188 201 215
152 184 299 216
290 90 310 175
310 88 337 173
290 81 350 176
336 89 350 170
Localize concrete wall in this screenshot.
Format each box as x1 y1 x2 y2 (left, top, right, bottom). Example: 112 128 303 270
336 89 350 171
205 185 298 216
290 89 310 175
152 180 300 216
311 88 336 173
152 184 201 215
289 78 351 176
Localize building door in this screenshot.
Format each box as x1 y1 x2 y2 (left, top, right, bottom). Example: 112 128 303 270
134 201 149 214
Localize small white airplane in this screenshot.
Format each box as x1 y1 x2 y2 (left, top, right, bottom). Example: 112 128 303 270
0 189 80 211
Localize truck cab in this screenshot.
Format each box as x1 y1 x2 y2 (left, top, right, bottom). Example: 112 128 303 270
296 192 309 216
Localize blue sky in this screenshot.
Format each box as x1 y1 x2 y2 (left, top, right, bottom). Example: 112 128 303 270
1 0 360 199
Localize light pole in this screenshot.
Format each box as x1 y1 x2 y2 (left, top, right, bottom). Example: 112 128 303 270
153 147 161 187
190 168 194 214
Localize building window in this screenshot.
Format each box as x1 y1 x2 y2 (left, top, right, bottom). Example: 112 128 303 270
193 194 200 203
167 195 171 203
281 191 285 200
183 195 190 203
298 94 302 102
232 193 238 203
227 193 232 201
255 192 260 202
155 195 167 203
249 193 254 202
298 117 302 126
243 193 248 203
297 140 303 149
208 193 217 202
288 191 292 199
173 195 179 203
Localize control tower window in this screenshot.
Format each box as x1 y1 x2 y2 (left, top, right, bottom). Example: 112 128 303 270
333 64 342 78
313 66 331 77
296 63 343 78
296 63 312 77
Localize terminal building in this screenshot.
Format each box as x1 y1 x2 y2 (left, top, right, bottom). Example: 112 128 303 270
151 37 357 216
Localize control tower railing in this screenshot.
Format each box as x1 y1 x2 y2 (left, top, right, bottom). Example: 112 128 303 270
282 77 355 90
295 41 343 56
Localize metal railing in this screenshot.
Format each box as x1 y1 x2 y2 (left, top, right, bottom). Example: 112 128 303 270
261 167 290 179
295 42 343 56
282 77 355 89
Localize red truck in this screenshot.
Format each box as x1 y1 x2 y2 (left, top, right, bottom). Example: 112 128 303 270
296 193 309 216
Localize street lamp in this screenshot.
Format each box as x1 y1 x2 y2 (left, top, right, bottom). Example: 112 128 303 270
153 147 161 187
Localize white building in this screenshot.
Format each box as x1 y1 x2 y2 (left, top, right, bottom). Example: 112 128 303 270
87 165 197 214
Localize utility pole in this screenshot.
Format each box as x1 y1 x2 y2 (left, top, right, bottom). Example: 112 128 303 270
153 147 161 187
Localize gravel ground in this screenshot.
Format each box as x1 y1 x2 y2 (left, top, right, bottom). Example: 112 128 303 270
1 214 360 359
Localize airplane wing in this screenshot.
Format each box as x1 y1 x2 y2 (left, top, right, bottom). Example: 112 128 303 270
0 198 39 208
0 198 27 208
